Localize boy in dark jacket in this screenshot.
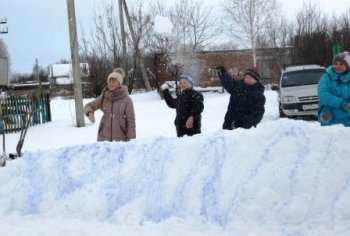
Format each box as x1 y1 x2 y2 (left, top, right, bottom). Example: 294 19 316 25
161 74 204 137
217 67 265 130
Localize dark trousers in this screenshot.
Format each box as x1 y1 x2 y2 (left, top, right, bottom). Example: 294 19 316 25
223 111 242 130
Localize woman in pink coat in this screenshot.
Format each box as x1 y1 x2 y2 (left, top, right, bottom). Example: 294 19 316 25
84 68 136 142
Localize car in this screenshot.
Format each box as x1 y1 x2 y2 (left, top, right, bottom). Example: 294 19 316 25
276 64 326 119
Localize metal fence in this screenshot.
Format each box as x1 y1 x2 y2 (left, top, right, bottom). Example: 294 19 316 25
0 92 51 134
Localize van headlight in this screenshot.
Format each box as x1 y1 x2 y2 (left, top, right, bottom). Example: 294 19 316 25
281 96 298 103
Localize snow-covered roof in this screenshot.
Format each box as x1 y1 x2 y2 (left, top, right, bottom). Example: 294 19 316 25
48 63 89 78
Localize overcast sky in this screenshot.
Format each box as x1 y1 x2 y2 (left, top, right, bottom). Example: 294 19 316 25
1 0 349 74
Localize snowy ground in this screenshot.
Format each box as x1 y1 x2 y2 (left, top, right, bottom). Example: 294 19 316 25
1 89 350 236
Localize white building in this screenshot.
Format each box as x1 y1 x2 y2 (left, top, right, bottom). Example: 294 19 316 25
48 63 89 84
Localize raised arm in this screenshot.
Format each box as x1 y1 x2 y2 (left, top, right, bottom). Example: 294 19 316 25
216 67 239 94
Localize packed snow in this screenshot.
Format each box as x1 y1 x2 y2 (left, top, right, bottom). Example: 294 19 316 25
0 88 350 236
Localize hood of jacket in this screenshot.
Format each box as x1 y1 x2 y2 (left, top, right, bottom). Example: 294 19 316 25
104 85 129 101
326 66 350 83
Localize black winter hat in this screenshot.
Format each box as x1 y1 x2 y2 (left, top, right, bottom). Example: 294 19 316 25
244 68 261 82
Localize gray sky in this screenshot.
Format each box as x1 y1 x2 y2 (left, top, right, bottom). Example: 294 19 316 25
0 0 349 74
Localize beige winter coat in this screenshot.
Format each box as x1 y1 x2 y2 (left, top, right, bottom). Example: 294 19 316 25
84 86 136 142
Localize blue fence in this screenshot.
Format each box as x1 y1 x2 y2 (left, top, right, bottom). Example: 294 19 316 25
0 93 51 134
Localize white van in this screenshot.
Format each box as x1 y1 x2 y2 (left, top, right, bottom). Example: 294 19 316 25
278 64 326 118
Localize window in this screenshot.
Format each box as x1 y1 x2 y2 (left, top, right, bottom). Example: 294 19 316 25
281 69 325 87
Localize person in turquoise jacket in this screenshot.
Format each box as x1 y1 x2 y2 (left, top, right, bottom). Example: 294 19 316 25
318 51 350 126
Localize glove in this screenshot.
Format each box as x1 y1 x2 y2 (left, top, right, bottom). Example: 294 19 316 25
320 111 334 122
161 83 169 91
87 112 95 123
343 103 350 112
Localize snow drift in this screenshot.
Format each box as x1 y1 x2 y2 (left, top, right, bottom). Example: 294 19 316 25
1 118 350 235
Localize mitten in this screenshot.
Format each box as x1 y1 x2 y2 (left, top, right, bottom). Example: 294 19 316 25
343 103 350 112
88 112 95 123
320 111 334 122
161 83 169 91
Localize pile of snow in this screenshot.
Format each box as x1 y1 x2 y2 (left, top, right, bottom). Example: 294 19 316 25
0 90 349 236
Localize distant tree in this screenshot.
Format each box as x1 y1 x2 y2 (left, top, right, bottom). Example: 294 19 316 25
148 0 219 82
206 41 239 51
292 1 331 66
169 0 219 51
79 1 123 95
337 7 350 51
125 0 154 92
146 0 171 54
10 69 48 84
79 0 158 93
57 59 70 64
93 2 122 67
222 0 279 66
253 16 294 83
256 15 294 49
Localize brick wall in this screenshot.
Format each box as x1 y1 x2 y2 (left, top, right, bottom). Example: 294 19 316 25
154 48 292 87
197 50 254 87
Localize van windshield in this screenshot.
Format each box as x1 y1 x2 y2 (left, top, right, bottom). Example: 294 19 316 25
281 69 325 87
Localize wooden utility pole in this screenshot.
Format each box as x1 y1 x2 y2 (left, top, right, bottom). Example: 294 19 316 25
118 0 128 87
66 0 85 127
121 0 152 91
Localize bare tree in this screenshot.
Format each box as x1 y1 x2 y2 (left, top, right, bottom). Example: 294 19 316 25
170 0 219 51
123 0 153 91
147 0 173 53
78 1 125 95
338 7 350 51
93 2 122 67
255 15 294 71
295 1 323 36
293 1 331 65
148 0 220 82
222 0 279 66
207 41 239 51
149 0 168 17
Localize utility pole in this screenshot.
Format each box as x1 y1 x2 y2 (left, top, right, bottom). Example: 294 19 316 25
66 0 85 127
0 17 8 88
0 17 8 34
118 0 128 87
34 59 40 82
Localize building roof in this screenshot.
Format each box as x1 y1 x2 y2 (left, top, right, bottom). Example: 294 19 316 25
48 63 89 78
